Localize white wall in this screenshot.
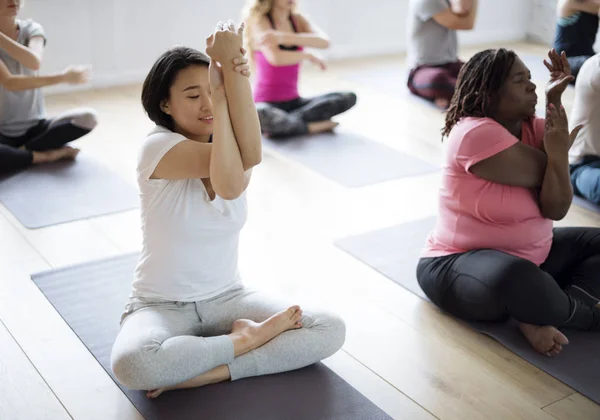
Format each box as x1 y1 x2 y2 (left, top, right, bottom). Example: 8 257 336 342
20 0 532 93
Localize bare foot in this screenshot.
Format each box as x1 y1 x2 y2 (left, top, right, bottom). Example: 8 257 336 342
434 98 450 109
519 323 569 357
308 120 339 134
32 146 80 164
229 306 303 356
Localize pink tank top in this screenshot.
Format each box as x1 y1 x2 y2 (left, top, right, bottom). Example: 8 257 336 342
253 14 303 103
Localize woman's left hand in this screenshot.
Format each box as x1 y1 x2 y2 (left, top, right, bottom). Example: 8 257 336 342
544 49 573 101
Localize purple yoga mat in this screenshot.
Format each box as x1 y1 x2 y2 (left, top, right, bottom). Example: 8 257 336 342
31 253 392 420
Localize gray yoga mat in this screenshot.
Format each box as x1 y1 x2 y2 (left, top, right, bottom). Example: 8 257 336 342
31 253 392 420
0 154 138 228
573 195 600 214
335 217 600 405
263 131 438 187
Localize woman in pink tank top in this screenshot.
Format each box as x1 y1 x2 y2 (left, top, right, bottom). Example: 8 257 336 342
243 0 356 138
417 48 600 356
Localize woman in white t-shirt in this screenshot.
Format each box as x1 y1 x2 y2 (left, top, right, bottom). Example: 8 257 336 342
110 21 345 398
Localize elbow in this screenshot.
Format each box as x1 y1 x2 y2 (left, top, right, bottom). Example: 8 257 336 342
217 186 245 201
541 201 572 221
243 154 262 171
213 176 246 201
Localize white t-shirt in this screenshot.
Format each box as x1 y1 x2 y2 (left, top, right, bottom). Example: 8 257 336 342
131 126 248 302
569 53 600 164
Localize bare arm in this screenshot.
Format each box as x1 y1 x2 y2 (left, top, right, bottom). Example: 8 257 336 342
277 14 330 49
0 32 44 70
151 91 247 199
0 59 65 91
568 0 600 15
433 0 479 30
221 24 261 169
209 92 247 199
449 0 474 16
539 154 572 220
469 142 548 188
252 16 313 65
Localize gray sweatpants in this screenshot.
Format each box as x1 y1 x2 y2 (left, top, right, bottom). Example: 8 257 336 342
110 285 346 391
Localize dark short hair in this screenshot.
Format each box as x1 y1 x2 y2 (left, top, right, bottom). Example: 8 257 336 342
442 48 517 138
141 46 210 130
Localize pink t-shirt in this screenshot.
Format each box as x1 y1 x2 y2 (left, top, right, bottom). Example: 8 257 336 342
422 116 553 266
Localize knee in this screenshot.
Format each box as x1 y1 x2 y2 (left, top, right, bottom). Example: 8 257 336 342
110 344 159 390
72 108 99 131
341 92 357 108
307 311 346 358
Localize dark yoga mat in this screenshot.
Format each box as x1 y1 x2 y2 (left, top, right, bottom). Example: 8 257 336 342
263 130 437 188
0 154 138 229
31 253 392 420
335 217 600 405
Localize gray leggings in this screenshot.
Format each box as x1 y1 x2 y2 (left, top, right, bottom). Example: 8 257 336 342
110 285 346 391
257 92 357 138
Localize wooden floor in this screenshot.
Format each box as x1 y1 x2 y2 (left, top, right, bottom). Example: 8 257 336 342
2 41 600 420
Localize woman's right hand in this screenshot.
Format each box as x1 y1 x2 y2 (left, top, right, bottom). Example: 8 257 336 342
62 65 91 85
307 53 327 71
544 103 583 157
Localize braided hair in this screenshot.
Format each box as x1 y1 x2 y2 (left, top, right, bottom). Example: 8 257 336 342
442 48 517 139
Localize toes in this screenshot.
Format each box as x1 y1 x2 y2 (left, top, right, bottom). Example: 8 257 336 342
555 331 569 345
294 321 303 329
292 310 303 322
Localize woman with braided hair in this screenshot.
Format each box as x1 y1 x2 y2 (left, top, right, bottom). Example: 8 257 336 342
417 48 600 357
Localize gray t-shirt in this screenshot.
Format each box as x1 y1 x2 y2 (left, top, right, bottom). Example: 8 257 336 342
407 0 458 69
0 19 46 137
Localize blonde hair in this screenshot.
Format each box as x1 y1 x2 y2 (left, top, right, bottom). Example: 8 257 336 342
241 0 297 55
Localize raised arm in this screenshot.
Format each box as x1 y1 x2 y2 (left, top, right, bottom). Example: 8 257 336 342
433 0 478 30
0 59 89 91
0 31 44 70
150 70 246 199
215 21 261 169
538 105 582 220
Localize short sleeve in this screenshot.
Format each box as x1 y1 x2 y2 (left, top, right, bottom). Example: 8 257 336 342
455 120 519 171
413 0 451 21
21 19 46 45
137 126 187 181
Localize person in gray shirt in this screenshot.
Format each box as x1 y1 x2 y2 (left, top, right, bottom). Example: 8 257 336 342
0 0 98 176
406 0 478 109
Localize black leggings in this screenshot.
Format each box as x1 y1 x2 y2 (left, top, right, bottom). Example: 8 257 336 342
0 117 91 176
417 227 600 331
257 92 357 138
